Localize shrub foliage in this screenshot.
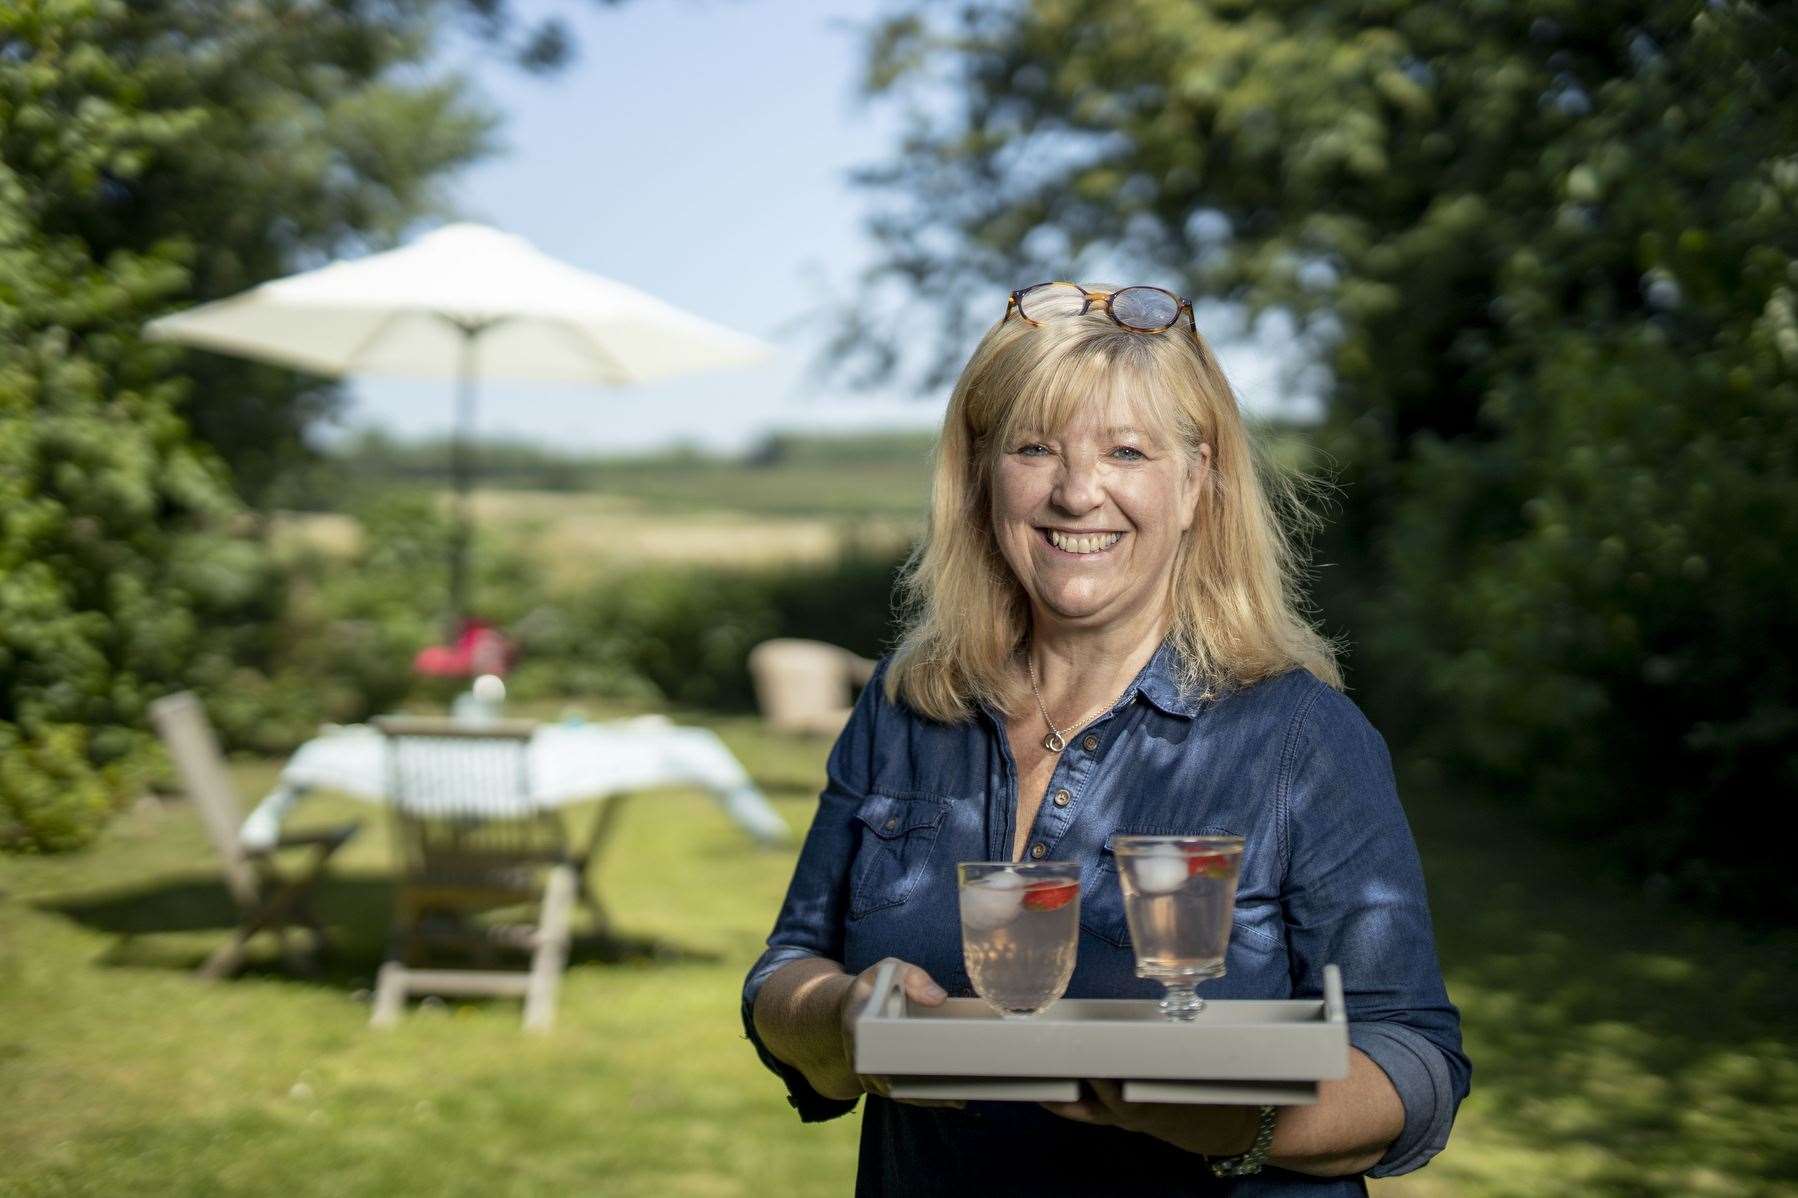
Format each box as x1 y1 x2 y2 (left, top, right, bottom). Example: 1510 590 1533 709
829 0 1798 913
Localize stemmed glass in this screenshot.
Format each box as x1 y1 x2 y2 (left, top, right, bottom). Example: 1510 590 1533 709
1112 835 1245 1021
957 861 1082 1019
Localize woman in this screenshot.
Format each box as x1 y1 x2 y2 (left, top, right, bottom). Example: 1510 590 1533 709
741 282 1470 1194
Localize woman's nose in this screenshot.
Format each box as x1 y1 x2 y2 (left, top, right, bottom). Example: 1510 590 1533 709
1052 457 1103 513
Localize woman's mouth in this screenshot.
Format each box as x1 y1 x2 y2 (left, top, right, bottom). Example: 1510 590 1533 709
1039 527 1125 557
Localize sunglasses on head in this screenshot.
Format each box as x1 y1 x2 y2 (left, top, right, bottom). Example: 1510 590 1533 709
1004 281 1197 334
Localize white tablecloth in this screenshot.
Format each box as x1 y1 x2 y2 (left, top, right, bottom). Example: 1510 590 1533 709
243 715 790 849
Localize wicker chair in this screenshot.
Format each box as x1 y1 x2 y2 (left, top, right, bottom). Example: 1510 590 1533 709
368 717 575 1032
747 638 878 737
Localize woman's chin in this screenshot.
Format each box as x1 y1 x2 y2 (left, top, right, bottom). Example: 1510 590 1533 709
1031 588 1126 626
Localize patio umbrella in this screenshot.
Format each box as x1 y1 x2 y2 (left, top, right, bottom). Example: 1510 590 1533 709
144 222 773 620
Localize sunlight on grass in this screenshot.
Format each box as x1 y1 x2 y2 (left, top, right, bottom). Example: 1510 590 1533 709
2 722 1793 1195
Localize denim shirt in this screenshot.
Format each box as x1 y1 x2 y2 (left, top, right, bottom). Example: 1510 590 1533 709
741 637 1470 1196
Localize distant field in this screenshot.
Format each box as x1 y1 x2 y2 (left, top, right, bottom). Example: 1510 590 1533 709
274 431 936 583
302 421 1317 522
271 491 921 587
275 423 1324 585
571 453 935 519
306 429 939 520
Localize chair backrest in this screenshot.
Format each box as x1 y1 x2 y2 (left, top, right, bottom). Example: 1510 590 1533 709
149 692 259 905
371 716 562 885
747 639 874 734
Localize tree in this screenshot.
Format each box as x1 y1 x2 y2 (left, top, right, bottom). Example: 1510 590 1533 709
835 0 1798 912
0 0 497 848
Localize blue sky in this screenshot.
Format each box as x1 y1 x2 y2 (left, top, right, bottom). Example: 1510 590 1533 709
337 0 1315 455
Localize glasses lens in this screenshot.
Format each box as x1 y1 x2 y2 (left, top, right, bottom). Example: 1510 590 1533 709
1017 282 1088 322
1111 287 1179 330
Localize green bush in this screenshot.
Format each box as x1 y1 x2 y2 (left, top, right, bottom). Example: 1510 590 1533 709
839 0 1798 918
0 724 121 853
0 0 492 851
1371 323 1798 915
206 492 551 752
508 544 909 711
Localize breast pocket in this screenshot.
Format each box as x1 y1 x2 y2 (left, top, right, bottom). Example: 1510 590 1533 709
848 792 951 920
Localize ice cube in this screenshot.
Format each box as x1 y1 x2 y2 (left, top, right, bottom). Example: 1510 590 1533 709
1131 847 1189 894
960 869 1027 929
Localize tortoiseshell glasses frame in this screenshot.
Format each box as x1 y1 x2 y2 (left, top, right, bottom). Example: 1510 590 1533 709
1003 281 1198 334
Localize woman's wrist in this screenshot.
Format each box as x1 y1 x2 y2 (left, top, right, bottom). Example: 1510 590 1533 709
1258 1047 1404 1176
1206 1105 1278 1176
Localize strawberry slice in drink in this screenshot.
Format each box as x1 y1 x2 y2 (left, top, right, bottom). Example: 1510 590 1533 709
1021 880 1079 911
1186 852 1233 878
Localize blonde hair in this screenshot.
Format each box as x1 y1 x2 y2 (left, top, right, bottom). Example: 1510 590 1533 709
884 304 1341 723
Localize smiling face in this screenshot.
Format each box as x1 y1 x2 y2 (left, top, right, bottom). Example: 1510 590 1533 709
990 397 1210 633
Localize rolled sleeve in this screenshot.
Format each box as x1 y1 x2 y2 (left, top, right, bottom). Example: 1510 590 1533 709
739 657 890 1122
1349 1020 1460 1176
1278 684 1472 1177
741 947 859 1123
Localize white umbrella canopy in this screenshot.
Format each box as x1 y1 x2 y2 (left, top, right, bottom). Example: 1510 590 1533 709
144 222 775 621
143 221 772 381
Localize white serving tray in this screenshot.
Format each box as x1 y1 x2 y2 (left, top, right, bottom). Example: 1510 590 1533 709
854 962 1349 1104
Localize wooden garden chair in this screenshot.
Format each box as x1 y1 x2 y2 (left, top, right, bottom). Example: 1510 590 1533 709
368 716 576 1033
149 692 359 980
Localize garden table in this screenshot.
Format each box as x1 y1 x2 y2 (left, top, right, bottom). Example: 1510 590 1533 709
241 715 791 930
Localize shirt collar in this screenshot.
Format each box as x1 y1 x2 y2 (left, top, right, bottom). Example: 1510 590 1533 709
981 633 1205 728
1126 633 1206 719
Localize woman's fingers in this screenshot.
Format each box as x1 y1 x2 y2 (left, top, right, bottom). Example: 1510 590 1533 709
1041 1080 1125 1126
1086 1078 1133 1115
858 1074 964 1109
838 958 955 1105
1039 1097 1117 1125
843 961 959 1108
896 961 948 1005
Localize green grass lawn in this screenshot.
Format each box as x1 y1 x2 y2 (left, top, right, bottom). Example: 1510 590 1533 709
2 714 1794 1196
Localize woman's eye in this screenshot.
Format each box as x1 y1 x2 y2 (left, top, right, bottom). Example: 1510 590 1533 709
1111 445 1146 461
1017 443 1051 456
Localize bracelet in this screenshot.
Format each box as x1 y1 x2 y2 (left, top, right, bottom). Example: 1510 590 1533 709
1208 1104 1278 1177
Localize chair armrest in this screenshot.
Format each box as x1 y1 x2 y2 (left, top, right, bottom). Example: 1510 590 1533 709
272 821 361 851
845 653 878 688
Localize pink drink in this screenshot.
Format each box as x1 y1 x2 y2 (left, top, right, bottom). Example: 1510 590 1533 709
958 862 1080 1018
1112 837 1244 1019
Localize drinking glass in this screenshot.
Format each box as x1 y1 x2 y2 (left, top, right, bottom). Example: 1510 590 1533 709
957 861 1082 1019
1112 835 1245 1021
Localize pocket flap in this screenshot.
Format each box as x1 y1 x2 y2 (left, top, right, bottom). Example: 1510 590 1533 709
855 793 948 840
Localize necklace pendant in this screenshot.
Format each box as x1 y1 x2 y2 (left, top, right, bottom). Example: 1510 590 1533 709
1043 731 1066 753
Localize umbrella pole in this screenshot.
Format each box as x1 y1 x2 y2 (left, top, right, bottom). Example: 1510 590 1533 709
449 322 479 628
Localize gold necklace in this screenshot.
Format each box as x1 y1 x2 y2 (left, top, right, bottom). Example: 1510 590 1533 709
1026 650 1127 753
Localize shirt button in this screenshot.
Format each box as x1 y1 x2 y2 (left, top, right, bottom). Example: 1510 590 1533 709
1030 842 1048 859
1082 735 1099 751
1052 789 1071 807
882 816 898 831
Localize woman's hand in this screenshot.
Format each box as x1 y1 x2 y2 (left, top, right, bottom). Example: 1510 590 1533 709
835 957 964 1109
1041 1081 1263 1156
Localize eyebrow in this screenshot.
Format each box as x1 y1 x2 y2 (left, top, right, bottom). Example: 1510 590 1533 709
1015 425 1153 438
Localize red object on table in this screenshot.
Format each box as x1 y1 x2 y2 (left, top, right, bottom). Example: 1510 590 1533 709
412 618 516 678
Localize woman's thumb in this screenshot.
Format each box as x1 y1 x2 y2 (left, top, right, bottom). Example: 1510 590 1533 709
903 965 949 1005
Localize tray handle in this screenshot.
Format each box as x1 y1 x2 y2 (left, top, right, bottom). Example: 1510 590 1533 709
1323 963 1346 1024
861 959 908 1021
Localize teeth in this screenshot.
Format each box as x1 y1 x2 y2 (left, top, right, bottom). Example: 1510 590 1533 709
1048 530 1123 554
